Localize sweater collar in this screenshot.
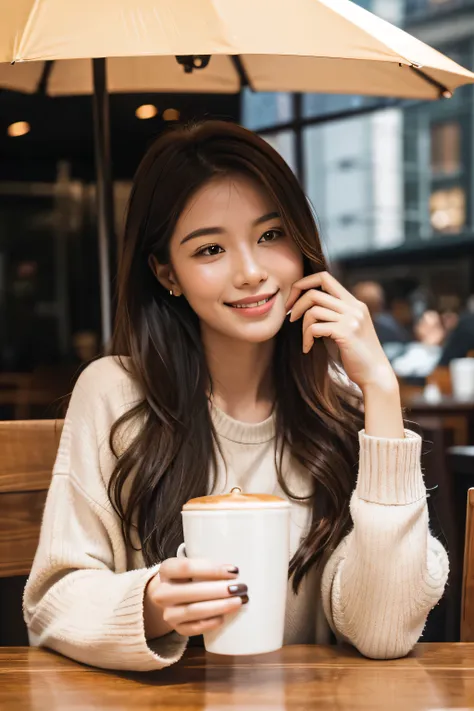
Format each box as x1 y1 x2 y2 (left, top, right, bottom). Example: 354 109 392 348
210 402 276 444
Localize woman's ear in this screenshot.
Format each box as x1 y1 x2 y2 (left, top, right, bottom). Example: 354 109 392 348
148 255 182 296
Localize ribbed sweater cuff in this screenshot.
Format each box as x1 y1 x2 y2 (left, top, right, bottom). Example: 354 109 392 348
28 564 188 672
356 429 425 505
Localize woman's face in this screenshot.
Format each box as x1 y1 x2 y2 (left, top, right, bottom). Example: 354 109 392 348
164 175 304 344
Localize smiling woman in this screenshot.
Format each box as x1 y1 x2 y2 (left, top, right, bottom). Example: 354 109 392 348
23 120 448 673
148 175 303 346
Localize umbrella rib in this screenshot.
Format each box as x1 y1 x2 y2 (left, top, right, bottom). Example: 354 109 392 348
36 60 54 95
408 65 452 99
231 56 254 92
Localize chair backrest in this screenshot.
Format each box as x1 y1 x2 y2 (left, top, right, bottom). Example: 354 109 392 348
461 488 474 641
0 420 63 578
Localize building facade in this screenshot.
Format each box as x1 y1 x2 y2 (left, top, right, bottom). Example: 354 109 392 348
404 0 474 243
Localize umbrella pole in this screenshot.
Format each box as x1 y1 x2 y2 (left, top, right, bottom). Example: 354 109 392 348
292 93 305 186
92 57 114 350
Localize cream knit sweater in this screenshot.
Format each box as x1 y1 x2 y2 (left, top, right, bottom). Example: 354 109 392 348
23 356 448 671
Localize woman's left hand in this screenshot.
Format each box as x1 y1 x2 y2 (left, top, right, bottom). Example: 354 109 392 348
286 271 396 391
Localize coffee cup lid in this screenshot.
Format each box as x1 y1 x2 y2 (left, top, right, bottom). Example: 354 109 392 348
182 486 290 510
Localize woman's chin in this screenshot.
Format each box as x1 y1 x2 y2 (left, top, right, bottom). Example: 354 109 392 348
199 307 286 343
226 319 285 343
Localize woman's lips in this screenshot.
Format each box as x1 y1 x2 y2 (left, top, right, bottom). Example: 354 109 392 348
226 291 278 317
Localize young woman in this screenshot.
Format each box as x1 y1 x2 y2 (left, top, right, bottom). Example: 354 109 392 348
23 121 448 672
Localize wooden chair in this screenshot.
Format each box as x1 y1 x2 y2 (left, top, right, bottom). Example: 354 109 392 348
462 488 474 641
0 420 63 578
0 420 63 645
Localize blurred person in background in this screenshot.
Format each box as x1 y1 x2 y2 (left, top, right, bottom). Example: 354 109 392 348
408 286 433 325
414 310 445 347
438 295 461 338
390 309 445 380
351 281 410 346
438 308 474 366
390 297 414 334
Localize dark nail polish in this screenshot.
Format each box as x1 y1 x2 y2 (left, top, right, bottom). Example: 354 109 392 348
240 595 249 605
226 566 239 574
228 584 247 595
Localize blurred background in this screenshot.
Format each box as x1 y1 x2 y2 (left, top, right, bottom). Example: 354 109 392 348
1 0 474 417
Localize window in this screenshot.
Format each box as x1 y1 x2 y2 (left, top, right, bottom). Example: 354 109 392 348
406 0 465 19
260 132 296 174
430 122 461 176
241 90 293 131
303 108 404 258
429 186 466 233
302 93 366 120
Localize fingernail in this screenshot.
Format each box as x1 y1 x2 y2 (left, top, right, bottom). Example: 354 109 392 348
287 310 293 320
228 584 247 595
226 566 239 574
240 595 249 605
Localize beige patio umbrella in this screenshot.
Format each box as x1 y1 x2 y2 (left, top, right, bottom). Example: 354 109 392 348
1 0 474 98
1 0 473 343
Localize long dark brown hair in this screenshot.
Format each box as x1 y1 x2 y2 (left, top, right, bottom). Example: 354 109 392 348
109 120 364 593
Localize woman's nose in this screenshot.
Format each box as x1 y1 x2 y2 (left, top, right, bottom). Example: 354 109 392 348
233 251 268 287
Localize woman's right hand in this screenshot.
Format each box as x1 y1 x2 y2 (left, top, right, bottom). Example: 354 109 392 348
143 557 249 639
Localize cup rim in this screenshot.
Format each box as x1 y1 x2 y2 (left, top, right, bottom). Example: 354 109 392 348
181 504 290 512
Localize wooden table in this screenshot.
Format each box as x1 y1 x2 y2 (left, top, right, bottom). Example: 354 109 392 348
406 395 474 446
408 396 474 411
2 644 474 710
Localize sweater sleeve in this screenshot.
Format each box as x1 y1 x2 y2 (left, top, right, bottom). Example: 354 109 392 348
23 365 188 671
320 429 449 660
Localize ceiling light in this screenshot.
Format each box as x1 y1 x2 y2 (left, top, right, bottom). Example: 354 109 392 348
7 121 31 137
163 108 180 121
135 104 158 120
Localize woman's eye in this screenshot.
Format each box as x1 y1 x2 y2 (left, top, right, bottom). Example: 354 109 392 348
259 229 284 243
195 244 223 257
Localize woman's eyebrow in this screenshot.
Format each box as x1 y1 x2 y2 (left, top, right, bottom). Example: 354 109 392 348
180 211 280 246
253 211 280 226
180 226 224 245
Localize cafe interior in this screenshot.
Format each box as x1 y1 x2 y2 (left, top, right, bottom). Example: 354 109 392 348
3 0 474 708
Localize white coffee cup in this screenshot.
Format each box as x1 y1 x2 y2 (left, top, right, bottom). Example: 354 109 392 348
450 358 474 400
178 486 290 656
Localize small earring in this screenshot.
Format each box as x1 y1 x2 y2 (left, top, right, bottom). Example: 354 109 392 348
169 289 173 296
